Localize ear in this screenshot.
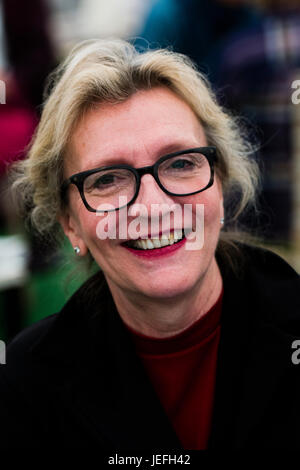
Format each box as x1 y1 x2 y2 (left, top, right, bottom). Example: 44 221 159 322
59 209 88 256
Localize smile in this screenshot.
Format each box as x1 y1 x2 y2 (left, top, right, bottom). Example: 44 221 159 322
123 229 187 250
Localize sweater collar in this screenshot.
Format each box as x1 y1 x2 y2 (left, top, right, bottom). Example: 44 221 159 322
125 288 223 356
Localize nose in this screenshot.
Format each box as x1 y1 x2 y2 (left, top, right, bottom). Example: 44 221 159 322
132 174 175 209
125 174 185 237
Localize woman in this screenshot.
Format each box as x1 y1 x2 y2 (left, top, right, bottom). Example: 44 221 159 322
0 39 299 450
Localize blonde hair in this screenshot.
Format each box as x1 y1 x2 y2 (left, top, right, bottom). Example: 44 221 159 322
11 38 260 261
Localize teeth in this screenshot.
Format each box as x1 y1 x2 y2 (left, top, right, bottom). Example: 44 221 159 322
152 239 161 248
128 230 185 250
160 234 169 247
146 239 154 249
174 229 182 242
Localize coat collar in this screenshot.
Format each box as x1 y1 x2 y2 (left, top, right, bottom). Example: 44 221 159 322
209 245 300 448
31 245 300 448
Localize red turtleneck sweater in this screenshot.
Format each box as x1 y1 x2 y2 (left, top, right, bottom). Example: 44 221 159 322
127 290 223 449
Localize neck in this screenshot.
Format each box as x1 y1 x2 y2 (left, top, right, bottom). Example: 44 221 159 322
106 258 223 338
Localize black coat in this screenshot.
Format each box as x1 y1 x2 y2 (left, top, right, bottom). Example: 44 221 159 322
0 244 299 449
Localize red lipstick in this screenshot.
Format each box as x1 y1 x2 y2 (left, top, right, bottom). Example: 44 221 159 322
122 235 187 258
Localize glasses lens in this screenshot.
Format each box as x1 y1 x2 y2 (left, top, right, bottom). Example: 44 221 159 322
158 152 212 195
83 168 136 211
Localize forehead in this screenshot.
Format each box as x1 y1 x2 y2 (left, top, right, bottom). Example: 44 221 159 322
66 87 206 173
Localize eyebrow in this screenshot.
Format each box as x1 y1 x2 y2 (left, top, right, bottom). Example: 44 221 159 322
84 141 202 169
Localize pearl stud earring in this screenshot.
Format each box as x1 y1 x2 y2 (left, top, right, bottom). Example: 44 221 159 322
74 246 81 255
220 217 224 226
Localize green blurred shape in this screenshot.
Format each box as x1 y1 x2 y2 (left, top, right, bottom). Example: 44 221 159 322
24 244 90 326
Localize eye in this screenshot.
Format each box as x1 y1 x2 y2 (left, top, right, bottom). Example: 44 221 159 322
93 174 115 187
169 159 195 170
84 169 134 194
86 173 118 191
162 155 200 174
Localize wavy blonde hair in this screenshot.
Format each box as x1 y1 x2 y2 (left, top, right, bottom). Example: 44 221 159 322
11 38 260 263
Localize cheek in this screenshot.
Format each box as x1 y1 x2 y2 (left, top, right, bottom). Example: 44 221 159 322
190 192 222 256
204 196 222 227
80 212 119 259
73 201 103 247
187 190 222 230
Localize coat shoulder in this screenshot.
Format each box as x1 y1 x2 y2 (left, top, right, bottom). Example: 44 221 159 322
241 243 299 279
219 242 300 333
6 313 57 355
0 313 58 389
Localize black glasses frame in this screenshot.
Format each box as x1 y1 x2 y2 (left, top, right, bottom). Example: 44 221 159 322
61 146 217 213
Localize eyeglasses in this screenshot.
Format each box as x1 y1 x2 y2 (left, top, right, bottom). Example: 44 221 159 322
61 146 217 213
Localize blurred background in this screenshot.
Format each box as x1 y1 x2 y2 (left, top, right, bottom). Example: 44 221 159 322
0 0 299 342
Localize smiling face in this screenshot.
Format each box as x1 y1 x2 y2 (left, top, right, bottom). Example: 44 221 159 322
60 87 224 302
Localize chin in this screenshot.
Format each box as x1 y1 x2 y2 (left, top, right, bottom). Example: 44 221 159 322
132 275 196 300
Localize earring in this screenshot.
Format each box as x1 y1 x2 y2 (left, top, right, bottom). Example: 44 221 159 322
74 246 81 255
220 217 224 226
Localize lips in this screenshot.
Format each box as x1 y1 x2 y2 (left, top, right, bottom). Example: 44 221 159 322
120 228 193 258
122 234 187 258
124 229 184 250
